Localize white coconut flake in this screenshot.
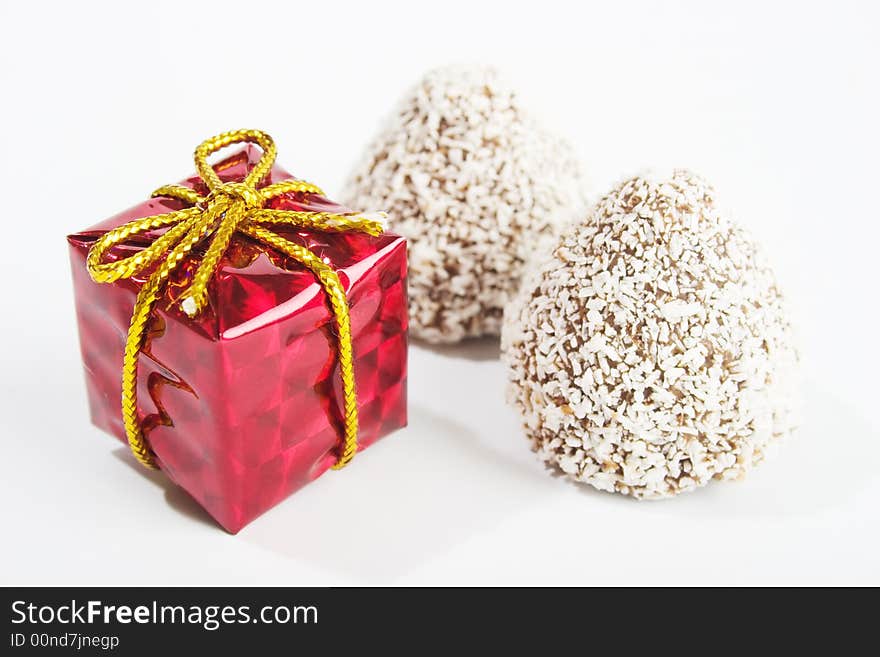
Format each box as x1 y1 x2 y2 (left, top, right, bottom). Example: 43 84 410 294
501 169 800 499
343 65 588 343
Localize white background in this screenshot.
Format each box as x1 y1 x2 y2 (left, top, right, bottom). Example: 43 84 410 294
1 0 878 585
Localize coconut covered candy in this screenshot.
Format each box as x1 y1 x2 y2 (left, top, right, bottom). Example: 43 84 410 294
343 65 587 343
502 170 799 498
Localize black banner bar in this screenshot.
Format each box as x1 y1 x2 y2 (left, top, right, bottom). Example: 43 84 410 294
1 586 866 653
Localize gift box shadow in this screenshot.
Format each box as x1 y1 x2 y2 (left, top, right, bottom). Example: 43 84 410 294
241 404 558 582
111 449 219 528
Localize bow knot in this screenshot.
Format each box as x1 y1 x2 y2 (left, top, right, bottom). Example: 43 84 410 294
207 181 264 211
86 129 385 471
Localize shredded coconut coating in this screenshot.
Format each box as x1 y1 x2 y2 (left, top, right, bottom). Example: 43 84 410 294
502 170 799 498
343 65 587 343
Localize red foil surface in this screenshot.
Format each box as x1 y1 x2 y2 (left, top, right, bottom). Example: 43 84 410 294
68 146 408 533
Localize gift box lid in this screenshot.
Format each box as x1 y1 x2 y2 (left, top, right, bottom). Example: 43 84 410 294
67 145 405 341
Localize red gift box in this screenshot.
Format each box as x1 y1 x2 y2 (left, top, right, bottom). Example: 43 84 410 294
67 134 408 533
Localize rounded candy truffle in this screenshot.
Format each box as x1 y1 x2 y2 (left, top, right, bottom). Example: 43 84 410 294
343 65 587 343
502 170 799 498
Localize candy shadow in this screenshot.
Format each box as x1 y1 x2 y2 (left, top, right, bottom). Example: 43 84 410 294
682 382 880 518
562 379 880 518
111 448 218 528
241 404 557 582
412 336 501 361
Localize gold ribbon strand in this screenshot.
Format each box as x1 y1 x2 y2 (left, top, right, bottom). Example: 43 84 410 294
87 129 385 470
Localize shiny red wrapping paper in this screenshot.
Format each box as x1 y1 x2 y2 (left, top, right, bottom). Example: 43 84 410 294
67 146 408 533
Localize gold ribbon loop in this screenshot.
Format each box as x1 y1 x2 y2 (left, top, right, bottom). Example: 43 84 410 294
87 129 385 470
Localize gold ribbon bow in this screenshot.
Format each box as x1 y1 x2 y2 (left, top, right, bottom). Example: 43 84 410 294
87 129 385 471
